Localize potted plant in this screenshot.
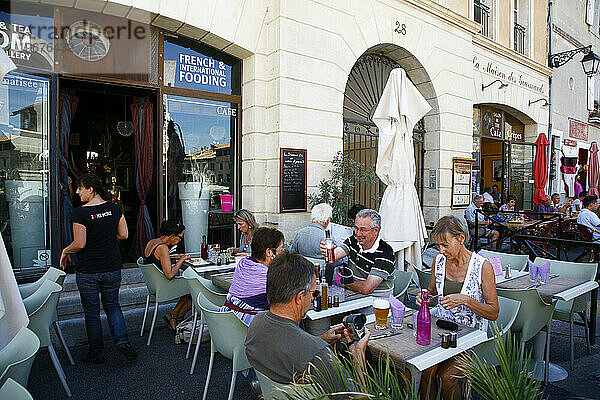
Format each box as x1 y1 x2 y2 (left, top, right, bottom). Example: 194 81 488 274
308 152 380 226
178 157 211 253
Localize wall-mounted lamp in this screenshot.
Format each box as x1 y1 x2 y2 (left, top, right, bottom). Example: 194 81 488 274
482 79 509 91
549 45 600 76
528 98 549 107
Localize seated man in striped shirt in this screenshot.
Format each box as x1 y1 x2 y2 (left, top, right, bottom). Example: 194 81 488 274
320 209 395 297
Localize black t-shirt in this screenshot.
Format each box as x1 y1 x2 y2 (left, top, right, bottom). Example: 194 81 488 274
72 202 123 273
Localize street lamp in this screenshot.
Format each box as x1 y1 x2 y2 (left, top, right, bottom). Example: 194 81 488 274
581 51 600 76
548 44 600 75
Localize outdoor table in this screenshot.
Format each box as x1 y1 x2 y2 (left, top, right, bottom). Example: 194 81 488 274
497 274 599 381
305 290 372 321
211 271 235 291
190 255 242 275
367 312 487 391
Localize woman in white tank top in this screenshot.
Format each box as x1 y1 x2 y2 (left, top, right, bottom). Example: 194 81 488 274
416 215 499 400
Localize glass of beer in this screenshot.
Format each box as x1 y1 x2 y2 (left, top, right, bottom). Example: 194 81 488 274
373 298 390 329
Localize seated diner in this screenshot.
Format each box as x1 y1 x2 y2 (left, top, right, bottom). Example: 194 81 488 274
245 251 369 390
143 220 191 332
572 191 587 213
533 194 563 216
230 209 258 255
577 195 600 241
498 194 517 221
464 194 501 247
220 226 285 325
417 215 499 399
320 208 395 297
550 193 572 214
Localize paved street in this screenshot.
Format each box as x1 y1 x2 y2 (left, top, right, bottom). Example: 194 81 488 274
24 296 600 400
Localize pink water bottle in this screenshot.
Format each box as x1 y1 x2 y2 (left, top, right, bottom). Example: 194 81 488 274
416 289 431 345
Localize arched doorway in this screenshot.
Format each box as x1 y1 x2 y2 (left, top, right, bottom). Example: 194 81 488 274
343 53 426 211
472 104 537 210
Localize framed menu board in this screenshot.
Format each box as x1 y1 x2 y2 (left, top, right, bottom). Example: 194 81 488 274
451 158 475 208
280 148 307 212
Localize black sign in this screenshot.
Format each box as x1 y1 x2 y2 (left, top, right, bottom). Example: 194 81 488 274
280 148 307 213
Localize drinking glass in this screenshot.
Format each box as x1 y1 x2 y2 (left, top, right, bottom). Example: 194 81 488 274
373 298 390 329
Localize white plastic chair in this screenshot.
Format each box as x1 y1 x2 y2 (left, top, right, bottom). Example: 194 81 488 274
535 257 597 370
23 280 72 397
200 306 251 400
182 268 226 364
19 267 74 366
0 378 33 400
137 257 190 346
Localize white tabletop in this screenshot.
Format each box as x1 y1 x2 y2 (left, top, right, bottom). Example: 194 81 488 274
193 264 236 274
306 296 373 320
553 280 599 302
494 270 528 284
495 270 598 302
191 255 243 274
407 329 488 371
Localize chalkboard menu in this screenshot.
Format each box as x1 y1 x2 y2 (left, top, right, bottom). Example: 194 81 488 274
280 148 307 212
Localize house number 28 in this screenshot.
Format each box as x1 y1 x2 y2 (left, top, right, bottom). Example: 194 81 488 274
394 21 406 35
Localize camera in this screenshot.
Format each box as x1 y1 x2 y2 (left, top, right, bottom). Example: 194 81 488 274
342 313 367 342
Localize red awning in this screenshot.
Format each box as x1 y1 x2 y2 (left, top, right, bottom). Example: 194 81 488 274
589 142 599 196
533 133 549 205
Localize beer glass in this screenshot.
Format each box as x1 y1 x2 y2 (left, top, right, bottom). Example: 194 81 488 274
373 298 390 329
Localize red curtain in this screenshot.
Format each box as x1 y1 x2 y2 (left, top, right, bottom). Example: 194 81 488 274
131 97 155 256
533 133 549 205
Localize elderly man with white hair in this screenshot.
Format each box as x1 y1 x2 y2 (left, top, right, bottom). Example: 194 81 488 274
289 203 335 259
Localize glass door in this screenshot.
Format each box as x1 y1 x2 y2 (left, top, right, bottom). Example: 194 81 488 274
0 72 51 276
163 94 238 252
508 143 534 211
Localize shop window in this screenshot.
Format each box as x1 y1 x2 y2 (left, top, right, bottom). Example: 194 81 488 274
163 95 237 250
0 72 51 276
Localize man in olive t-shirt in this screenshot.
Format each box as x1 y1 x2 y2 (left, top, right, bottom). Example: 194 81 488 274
245 252 370 390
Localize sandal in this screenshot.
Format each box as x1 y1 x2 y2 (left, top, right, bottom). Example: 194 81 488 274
163 313 177 332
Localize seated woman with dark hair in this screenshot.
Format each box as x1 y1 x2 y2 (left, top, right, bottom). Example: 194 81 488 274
220 227 285 325
498 194 518 221
143 220 191 332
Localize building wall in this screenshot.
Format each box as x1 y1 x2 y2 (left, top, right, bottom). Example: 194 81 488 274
550 0 600 196
22 0 551 241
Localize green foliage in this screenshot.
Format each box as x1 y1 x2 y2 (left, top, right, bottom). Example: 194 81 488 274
270 327 544 400
458 326 545 400
308 152 380 225
272 353 439 400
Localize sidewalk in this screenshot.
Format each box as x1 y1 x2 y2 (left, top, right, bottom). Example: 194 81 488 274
26 297 600 399
27 305 257 400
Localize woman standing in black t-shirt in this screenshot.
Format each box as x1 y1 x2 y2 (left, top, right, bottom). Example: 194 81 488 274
60 173 137 363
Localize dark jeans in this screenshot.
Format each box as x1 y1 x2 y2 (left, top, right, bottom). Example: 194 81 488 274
76 270 129 357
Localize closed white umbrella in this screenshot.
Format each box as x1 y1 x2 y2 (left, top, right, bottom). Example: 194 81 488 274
373 68 431 271
0 231 29 350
